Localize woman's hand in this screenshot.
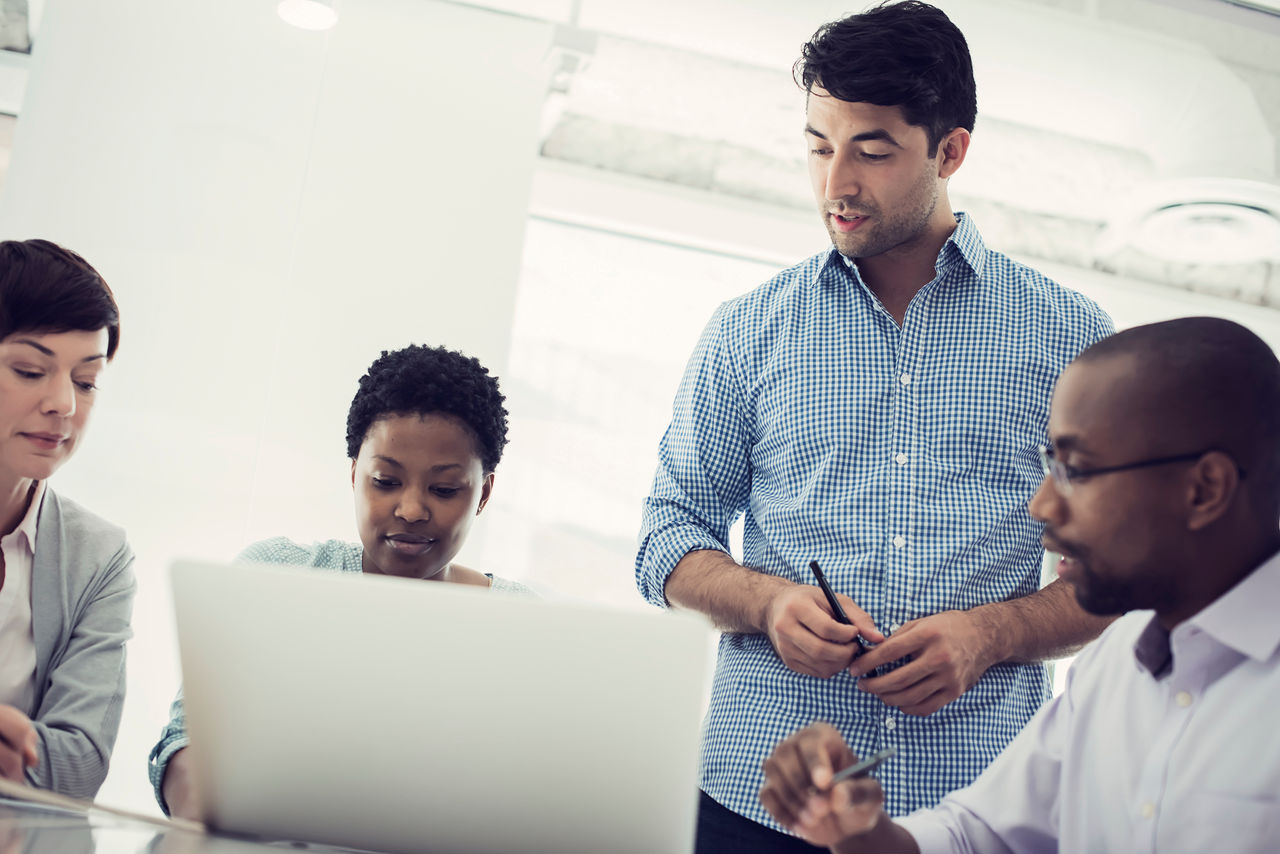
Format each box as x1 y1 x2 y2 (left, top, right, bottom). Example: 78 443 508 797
162 747 206 822
0 705 37 783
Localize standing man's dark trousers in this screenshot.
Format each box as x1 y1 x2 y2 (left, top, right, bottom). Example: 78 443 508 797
696 791 830 854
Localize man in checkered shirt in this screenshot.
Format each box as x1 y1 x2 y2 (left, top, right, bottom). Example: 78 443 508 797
635 3 1116 852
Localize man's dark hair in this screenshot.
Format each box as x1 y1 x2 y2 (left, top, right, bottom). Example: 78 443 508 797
0 239 121 358
1078 316 1280 517
345 344 509 473
794 1 978 153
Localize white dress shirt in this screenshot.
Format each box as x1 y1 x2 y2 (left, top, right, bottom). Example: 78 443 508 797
898 549 1280 853
0 481 44 714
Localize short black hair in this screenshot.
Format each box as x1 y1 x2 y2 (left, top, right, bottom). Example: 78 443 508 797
1078 316 1280 516
345 344 509 473
794 1 977 153
0 239 121 358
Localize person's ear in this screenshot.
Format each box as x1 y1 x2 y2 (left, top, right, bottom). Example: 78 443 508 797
477 472 495 515
351 459 358 489
1185 451 1239 531
937 127 970 179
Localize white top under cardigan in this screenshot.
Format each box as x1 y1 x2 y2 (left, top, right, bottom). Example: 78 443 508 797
0 480 44 714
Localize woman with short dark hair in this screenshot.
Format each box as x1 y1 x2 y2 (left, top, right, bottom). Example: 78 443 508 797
0 239 135 799
148 343 532 820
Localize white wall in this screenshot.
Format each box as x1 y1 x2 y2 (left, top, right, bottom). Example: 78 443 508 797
0 0 550 812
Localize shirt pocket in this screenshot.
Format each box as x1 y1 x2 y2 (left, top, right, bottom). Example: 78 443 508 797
1165 792 1279 853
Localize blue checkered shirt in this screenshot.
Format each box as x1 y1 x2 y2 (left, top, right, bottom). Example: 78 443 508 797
635 213 1114 829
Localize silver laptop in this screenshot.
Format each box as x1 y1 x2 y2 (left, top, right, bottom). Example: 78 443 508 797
171 559 710 854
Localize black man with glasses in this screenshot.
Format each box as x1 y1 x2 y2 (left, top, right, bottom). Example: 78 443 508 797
760 316 1280 853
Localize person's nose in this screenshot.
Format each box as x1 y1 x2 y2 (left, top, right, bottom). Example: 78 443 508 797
394 490 431 524
41 375 76 418
1027 474 1064 525
824 153 862 203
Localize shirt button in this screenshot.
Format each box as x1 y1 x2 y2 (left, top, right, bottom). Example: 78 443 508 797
894 453 909 465
1140 802 1156 819
899 372 912 386
884 718 897 731
1175 691 1193 707
892 535 906 549
886 622 901 634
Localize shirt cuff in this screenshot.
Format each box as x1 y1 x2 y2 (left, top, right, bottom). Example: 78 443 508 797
148 733 191 815
636 527 730 607
896 809 958 854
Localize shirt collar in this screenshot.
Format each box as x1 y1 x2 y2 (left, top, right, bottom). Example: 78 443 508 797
9 480 46 553
1186 548 1280 663
814 211 986 288
1133 548 1280 675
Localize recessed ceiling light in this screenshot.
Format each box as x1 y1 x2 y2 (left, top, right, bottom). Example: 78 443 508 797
1132 203 1280 265
1096 178 1280 266
277 0 338 31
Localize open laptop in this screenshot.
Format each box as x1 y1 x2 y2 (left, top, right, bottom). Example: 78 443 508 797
170 558 711 854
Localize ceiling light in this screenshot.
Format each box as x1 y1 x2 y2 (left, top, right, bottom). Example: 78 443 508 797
278 0 338 31
1096 178 1280 266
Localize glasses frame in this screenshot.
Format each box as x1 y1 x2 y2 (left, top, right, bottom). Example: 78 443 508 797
1037 445 1244 496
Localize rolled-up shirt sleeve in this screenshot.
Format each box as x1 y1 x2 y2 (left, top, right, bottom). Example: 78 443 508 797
635 302 753 607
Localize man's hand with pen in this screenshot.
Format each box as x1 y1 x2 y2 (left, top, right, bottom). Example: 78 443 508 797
759 724 918 854
762 563 886 679
807 560 1000 715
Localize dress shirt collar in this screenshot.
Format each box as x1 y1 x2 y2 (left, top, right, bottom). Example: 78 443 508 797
3 480 45 554
1133 548 1280 677
821 211 986 288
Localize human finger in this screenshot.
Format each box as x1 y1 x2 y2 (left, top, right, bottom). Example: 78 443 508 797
761 736 814 822
0 745 22 782
864 673 947 709
900 689 954 717
794 592 860 644
847 624 925 678
0 707 36 766
826 778 886 837
833 594 885 643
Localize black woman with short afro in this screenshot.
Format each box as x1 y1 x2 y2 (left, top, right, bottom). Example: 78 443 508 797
150 343 533 822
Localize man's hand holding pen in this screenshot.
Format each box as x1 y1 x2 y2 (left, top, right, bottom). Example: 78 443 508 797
763 585 886 679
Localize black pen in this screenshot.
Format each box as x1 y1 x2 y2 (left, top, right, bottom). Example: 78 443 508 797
808 560 868 659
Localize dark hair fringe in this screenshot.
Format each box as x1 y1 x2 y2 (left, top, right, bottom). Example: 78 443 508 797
345 344 509 473
0 239 121 358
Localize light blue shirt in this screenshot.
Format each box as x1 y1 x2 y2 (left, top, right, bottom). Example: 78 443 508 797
900 550 1280 853
636 214 1113 827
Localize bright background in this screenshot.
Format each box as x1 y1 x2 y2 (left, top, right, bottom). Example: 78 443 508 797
0 0 1276 814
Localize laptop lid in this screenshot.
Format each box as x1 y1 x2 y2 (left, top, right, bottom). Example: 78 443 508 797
171 558 710 854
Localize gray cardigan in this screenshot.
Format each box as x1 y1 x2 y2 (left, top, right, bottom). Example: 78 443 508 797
27 488 136 798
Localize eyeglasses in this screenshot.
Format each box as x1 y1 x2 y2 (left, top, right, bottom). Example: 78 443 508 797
1037 445 1243 496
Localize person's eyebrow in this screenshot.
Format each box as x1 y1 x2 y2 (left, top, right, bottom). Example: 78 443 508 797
803 125 904 148
12 338 106 363
371 456 464 473
13 338 55 357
